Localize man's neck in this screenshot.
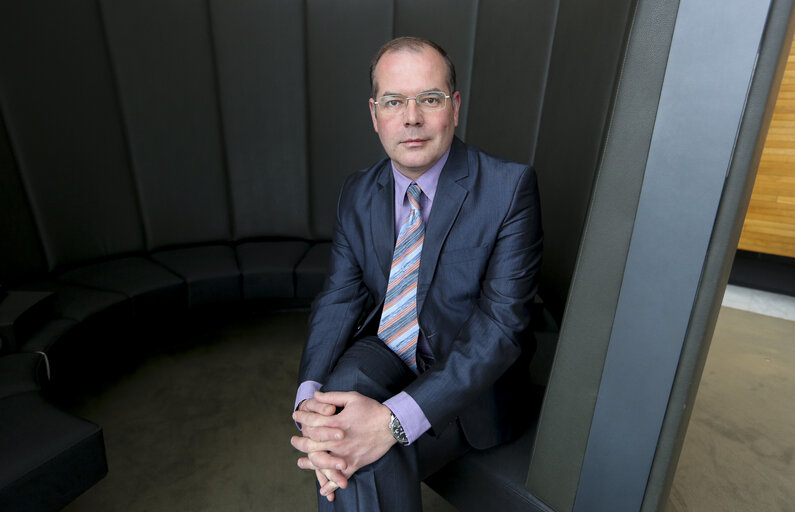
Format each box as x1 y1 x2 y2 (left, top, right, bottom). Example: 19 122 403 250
391 147 451 183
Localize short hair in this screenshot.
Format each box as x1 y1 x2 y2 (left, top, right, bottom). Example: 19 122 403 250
369 37 457 98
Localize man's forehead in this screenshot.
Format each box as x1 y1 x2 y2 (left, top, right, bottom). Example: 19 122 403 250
376 46 442 69
373 47 447 90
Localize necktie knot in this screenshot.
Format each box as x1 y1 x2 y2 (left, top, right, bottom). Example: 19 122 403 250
407 183 422 212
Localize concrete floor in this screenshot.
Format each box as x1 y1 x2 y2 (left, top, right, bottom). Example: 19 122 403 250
667 304 795 511
60 289 793 511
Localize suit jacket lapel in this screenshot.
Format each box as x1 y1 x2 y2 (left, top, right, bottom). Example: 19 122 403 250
417 138 469 313
371 162 394 296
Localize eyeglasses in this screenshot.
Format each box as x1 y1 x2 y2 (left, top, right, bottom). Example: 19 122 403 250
373 91 450 115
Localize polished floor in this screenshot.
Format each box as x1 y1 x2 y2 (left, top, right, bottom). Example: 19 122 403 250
668 286 794 512
59 286 793 511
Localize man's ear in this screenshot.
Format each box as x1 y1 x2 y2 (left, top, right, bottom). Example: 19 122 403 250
369 98 379 133
452 91 462 127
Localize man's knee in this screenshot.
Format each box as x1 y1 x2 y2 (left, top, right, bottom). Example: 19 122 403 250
322 337 413 401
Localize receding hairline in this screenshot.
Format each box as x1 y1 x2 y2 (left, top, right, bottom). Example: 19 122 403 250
369 37 457 98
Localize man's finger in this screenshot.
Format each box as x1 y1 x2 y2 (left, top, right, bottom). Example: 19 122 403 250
308 449 348 473
293 409 340 429
299 397 336 416
297 456 315 470
315 470 336 502
291 435 331 455
320 467 347 490
303 425 345 442
313 390 359 408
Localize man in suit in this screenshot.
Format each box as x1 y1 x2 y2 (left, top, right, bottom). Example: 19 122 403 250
290 37 543 511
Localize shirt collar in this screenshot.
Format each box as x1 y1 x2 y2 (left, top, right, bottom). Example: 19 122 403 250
390 147 450 203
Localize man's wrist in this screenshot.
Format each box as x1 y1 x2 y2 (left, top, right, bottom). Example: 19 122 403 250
382 392 431 444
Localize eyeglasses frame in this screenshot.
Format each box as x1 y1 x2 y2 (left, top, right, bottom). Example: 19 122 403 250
372 91 452 115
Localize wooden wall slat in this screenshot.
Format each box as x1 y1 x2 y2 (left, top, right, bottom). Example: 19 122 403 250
738 34 795 258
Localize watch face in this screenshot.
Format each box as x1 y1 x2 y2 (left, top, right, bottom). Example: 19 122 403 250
390 414 408 445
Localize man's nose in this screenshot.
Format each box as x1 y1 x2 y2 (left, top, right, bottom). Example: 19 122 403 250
404 98 423 125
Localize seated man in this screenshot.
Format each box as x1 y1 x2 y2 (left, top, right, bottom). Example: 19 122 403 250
291 36 543 511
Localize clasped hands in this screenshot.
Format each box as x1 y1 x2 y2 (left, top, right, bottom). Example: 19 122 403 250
291 391 396 502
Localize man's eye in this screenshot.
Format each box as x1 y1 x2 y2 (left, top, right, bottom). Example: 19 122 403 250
421 96 438 105
384 98 404 108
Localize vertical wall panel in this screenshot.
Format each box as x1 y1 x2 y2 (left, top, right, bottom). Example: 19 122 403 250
210 0 311 240
0 0 145 270
526 0 644 509
306 0 392 239
467 0 557 164
393 0 478 138
0 111 47 284
532 0 636 319
101 0 231 249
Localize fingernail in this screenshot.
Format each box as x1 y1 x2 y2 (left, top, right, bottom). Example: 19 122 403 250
335 433 342 440
336 464 343 470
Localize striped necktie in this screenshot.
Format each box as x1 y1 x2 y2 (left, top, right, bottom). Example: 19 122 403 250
378 183 424 374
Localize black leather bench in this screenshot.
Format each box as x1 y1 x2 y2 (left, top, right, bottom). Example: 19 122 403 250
0 352 107 512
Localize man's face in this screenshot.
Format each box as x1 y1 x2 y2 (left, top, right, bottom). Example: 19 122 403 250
369 47 461 179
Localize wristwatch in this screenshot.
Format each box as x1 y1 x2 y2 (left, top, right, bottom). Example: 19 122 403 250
389 413 409 446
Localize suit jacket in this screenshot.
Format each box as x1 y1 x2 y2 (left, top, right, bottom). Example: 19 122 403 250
298 137 543 449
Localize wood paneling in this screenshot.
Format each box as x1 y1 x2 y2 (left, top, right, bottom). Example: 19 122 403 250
739 36 795 258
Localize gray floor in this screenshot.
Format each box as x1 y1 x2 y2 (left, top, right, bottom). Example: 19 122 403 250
60 299 794 511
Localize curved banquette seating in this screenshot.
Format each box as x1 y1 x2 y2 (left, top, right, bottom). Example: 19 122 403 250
0 1 578 510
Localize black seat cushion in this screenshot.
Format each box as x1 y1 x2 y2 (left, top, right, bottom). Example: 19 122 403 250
57 257 186 318
295 243 331 298
0 391 107 512
0 353 46 400
425 406 549 512
152 245 242 308
236 241 310 299
18 318 78 355
20 281 131 324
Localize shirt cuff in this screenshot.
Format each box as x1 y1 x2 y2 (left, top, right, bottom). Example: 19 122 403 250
294 380 323 431
383 391 431 445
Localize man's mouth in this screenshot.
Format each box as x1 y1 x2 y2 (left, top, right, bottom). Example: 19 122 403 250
401 138 427 147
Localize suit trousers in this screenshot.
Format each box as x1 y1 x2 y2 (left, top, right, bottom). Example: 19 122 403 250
318 336 470 512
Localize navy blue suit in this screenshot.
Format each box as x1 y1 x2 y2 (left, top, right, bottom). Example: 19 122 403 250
298 137 543 509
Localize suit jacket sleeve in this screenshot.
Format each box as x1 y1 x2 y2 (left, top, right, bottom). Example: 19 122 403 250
297 175 371 384
404 165 543 432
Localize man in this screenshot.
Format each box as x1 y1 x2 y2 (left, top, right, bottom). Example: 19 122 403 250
291 37 543 511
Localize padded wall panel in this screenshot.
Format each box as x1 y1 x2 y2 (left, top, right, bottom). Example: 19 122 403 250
211 0 311 240
467 0 557 164
100 0 231 249
306 0 392 239
0 113 46 285
532 0 636 320
393 0 478 138
0 0 145 270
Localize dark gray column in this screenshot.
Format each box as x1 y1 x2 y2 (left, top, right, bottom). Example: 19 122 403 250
527 0 794 511
573 1 771 510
